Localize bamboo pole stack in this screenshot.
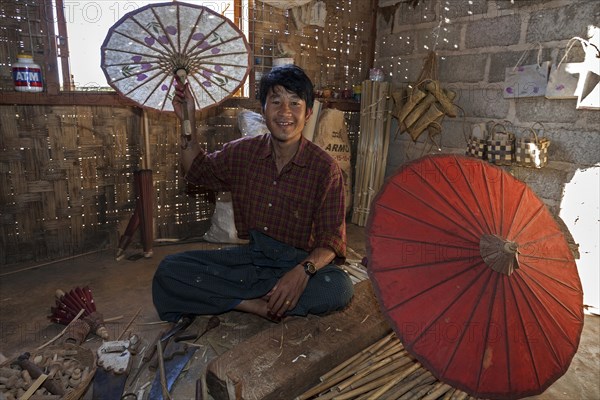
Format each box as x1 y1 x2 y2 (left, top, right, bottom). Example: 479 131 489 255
295 332 476 400
352 80 393 227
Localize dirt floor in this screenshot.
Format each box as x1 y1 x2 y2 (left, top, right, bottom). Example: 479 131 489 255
0 223 598 400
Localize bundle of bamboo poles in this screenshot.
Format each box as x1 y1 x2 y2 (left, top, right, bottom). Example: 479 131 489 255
351 80 393 227
295 332 476 400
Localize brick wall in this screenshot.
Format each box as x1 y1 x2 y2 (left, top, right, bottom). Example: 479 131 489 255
375 0 599 309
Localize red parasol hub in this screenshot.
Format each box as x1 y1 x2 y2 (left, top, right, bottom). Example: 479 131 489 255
366 154 584 400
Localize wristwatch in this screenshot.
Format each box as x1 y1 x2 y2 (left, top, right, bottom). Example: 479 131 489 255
303 261 317 277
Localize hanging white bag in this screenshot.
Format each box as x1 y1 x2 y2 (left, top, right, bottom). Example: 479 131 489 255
546 37 588 99
504 46 550 98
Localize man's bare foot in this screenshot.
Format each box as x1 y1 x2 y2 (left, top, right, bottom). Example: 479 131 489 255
235 298 282 322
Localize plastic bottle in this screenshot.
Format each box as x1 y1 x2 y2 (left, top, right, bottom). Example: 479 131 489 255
353 84 361 102
12 54 43 92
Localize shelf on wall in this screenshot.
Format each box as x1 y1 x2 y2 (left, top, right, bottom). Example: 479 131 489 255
317 98 361 112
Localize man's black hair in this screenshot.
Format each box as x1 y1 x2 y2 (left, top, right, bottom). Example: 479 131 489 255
258 64 314 110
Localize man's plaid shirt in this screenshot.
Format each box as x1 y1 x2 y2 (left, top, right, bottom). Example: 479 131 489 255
186 133 347 259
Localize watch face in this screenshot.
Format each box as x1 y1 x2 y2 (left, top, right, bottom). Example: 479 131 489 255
304 261 317 276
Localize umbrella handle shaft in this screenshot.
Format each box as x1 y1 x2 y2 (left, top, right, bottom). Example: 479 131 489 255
182 109 192 137
176 68 192 137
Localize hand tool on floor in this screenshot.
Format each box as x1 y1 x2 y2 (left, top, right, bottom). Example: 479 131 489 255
123 315 196 394
145 315 195 366
92 339 134 400
148 316 220 400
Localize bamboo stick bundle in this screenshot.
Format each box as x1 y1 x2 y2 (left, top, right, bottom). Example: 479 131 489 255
350 344 405 374
353 80 393 226
334 363 422 400
362 79 377 226
310 348 412 400
366 82 383 226
372 82 391 207
441 388 457 400
378 369 436 400
359 81 389 227
448 390 470 400
360 81 374 212
313 387 345 400
365 83 382 226
401 381 439 400
311 370 388 400
337 349 408 391
316 341 402 394
364 369 413 400
351 132 364 222
294 368 351 400
297 302 476 400
421 383 454 400
337 354 413 393
358 336 401 361
320 332 396 382
355 390 377 400
353 80 372 226
349 357 414 393
295 333 396 400
294 376 339 400
296 332 479 400
351 80 370 225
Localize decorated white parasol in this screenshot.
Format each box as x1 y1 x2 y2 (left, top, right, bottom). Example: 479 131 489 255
101 2 250 259
101 1 251 119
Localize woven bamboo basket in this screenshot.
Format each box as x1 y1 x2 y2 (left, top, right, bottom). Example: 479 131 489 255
0 343 96 400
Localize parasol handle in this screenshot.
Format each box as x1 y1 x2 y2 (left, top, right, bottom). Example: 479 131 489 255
176 69 192 137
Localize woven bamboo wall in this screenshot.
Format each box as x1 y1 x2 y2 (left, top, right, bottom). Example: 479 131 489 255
251 0 373 95
0 104 244 265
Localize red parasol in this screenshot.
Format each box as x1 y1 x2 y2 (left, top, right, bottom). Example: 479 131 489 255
49 286 109 344
116 169 153 259
366 154 584 399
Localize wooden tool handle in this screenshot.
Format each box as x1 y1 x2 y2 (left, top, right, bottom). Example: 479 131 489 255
16 353 65 396
176 69 192 137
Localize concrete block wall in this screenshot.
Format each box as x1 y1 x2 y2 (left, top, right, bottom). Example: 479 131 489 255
374 0 600 310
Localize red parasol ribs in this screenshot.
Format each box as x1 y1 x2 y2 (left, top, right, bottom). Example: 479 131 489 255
367 154 584 400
